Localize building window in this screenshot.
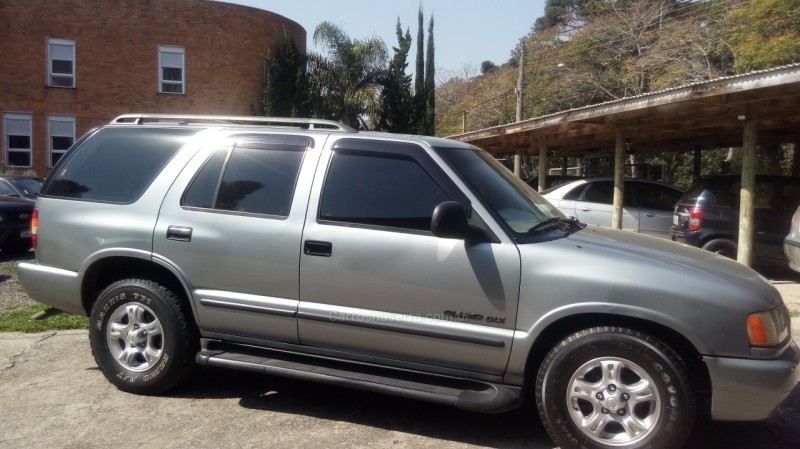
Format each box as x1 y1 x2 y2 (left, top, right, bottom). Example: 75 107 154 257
48 38 75 88
3 113 32 167
48 115 75 167
159 46 184 94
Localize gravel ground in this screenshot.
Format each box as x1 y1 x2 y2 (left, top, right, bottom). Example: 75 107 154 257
0 251 36 313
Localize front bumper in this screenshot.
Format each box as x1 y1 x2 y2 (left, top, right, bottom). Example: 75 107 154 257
705 339 800 421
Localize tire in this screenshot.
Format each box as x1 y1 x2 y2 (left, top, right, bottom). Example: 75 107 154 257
536 327 695 449
702 238 737 259
89 279 197 395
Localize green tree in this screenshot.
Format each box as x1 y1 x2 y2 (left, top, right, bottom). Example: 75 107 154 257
422 15 436 135
263 31 310 117
307 22 387 127
414 6 426 132
727 0 800 72
379 19 414 133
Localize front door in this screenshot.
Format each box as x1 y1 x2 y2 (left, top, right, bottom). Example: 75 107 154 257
298 139 521 375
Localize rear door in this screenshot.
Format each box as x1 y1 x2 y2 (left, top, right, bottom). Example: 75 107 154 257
574 180 638 231
298 139 520 375
633 181 683 238
153 133 321 344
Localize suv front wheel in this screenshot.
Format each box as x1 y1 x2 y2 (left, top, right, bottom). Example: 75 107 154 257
89 278 197 394
536 327 695 449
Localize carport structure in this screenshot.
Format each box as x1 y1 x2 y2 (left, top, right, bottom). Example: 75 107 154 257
448 63 800 267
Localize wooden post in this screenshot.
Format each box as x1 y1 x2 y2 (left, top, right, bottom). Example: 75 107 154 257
738 105 758 267
461 111 467 134
612 127 625 230
538 136 547 192
513 44 525 178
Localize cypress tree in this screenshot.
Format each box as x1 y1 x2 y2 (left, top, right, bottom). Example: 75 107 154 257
423 15 435 135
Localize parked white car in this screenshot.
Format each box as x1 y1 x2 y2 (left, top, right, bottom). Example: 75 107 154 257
784 205 800 272
543 177 683 238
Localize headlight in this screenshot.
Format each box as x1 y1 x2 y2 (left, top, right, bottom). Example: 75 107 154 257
747 306 790 346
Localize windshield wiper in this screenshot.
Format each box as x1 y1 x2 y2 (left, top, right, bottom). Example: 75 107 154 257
527 216 586 234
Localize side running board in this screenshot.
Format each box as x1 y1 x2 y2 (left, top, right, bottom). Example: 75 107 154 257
196 339 522 414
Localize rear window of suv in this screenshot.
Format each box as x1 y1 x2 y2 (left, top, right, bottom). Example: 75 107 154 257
45 127 198 203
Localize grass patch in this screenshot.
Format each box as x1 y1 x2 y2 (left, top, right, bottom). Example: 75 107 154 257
0 304 88 332
791 309 800 318
3 264 17 275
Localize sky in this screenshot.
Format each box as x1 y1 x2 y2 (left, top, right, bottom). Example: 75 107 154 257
217 0 547 79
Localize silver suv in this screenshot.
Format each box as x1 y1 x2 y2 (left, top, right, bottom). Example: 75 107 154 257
20 114 799 449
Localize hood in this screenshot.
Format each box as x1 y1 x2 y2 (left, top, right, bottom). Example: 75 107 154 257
564 225 771 294
516 225 782 356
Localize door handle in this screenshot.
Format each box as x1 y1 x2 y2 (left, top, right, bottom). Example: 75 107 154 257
166 225 193 242
304 240 332 257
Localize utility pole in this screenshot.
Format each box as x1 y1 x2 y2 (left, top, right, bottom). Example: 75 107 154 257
514 43 525 177
462 111 467 134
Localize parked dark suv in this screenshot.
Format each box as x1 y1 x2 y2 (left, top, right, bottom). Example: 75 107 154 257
0 196 34 256
671 175 800 267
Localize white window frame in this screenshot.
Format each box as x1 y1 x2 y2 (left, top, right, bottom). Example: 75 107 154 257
158 46 185 94
48 38 75 88
3 113 33 168
48 115 75 168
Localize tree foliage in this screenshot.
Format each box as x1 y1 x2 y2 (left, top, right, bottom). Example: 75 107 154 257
379 19 415 133
727 0 800 71
307 22 387 128
436 0 800 185
421 15 437 135
263 31 309 117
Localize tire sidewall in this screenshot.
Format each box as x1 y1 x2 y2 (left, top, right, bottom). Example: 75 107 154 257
89 280 182 393
702 239 737 258
538 329 692 449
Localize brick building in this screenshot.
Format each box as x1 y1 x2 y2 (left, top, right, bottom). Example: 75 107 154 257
0 0 305 176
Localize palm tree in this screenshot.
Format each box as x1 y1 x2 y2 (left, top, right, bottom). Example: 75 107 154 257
308 22 388 128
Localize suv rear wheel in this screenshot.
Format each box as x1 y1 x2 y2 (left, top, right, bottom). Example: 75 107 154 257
536 327 694 449
89 279 197 394
702 238 737 259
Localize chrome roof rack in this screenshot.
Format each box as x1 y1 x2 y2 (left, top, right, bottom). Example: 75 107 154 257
110 114 356 132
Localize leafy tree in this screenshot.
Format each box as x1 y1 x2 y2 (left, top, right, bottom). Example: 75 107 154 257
263 31 310 117
379 19 415 133
421 15 436 135
307 22 387 128
481 61 498 74
414 7 426 133
727 0 800 71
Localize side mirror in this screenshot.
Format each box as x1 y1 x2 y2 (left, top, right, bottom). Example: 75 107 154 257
431 201 486 242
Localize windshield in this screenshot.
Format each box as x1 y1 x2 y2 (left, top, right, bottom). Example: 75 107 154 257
434 145 569 237
9 177 43 198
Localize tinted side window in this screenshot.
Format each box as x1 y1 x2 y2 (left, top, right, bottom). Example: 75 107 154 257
710 181 739 208
582 181 613 204
45 127 197 203
183 136 307 217
581 181 635 207
319 151 450 231
0 180 18 197
637 183 681 210
563 184 588 200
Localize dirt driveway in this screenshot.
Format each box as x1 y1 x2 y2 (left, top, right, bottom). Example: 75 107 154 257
0 330 798 449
